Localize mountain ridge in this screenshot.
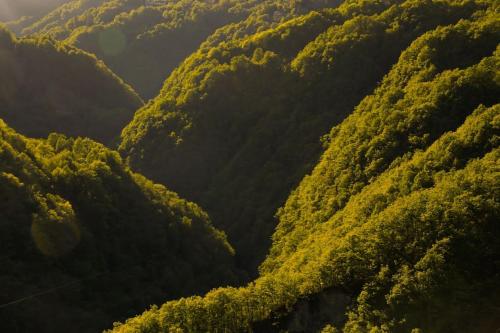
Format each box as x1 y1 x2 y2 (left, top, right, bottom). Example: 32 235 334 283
0 25 142 144
0 1 498 332
110 2 500 331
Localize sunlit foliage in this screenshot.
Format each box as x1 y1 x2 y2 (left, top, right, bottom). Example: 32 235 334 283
0 120 238 332
120 0 496 273
1 1 498 332
111 4 500 331
17 0 345 98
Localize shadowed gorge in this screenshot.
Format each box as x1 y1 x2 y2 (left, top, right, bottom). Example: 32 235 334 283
13 0 345 99
120 0 495 274
0 120 238 332
0 0 499 332
112 2 500 332
0 26 142 144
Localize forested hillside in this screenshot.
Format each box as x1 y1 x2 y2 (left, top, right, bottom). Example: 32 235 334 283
16 0 344 99
0 120 238 332
0 26 142 144
1 0 498 332
120 0 495 272
111 2 500 332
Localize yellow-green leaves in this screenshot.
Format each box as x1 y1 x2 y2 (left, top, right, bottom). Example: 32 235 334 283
31 193 80 257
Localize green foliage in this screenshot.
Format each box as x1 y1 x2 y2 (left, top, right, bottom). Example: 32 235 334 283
321 325 340 333
120 0 494 273
2 1 499 332
0 120 238 332
19 0 345 98
111 4 500 331
266 12 500 272
0 25 142 144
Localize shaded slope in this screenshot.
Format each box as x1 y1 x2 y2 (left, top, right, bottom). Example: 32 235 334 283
0 120 237 332
0 26 142 144
120 0 490 272
111 9 500 332
19 0 344 99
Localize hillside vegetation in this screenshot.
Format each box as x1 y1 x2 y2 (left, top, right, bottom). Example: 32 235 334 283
0 26 142 144
120 0 496 272
111 2 500 332
16 0 344 99
0 120 238 332
1 0 498 332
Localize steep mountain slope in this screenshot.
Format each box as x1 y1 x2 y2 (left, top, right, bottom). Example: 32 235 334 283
120 0 492 272
0 26 142 144
111 6 500 332
0 120 237 332
18 0 344 99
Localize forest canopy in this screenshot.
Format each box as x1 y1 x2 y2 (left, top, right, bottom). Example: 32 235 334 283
111 1 500 332
0 25 142 144
0 119 238 332
120 0 498 273
11 0 345 99
0 0 498 332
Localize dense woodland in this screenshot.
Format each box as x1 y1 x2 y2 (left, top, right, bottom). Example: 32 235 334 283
0 0 499 332
121 0 498 272
0 120 238 332
9 0 345 99
0 26 142 143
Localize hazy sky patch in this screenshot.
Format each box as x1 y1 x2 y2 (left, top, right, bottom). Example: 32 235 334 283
0 0 68 21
